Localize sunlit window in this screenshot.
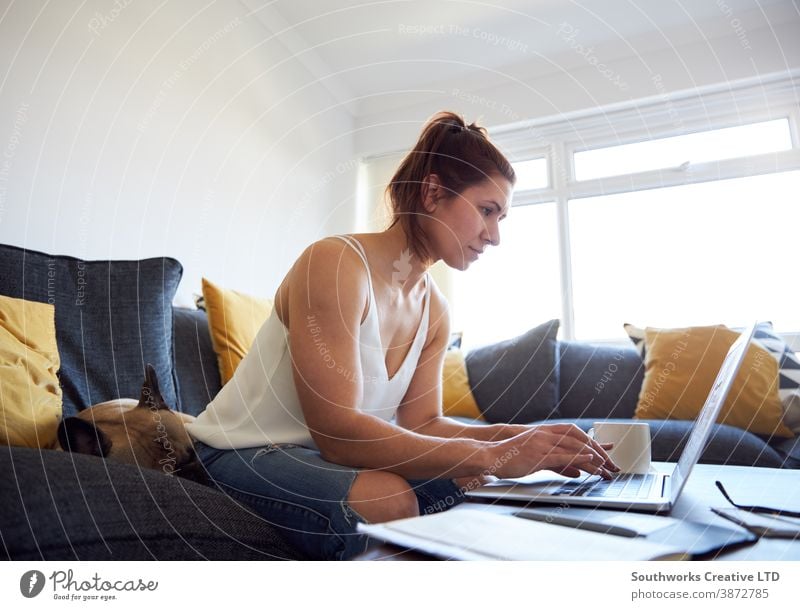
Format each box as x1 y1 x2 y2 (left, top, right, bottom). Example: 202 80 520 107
569 170 800 339
574 119 792 181
403 82 799 345
452 203 562 350
512 158 548 191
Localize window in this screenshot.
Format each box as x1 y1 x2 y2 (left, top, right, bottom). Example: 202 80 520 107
455 75 800 345
452 202 561 350
574 119 793 181
569 170 800 339
512 157 548 190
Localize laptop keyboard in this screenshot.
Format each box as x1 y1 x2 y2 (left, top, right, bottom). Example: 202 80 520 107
553 473 657 499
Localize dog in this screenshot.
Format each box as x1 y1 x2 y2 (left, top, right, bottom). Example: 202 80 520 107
58 364 208 485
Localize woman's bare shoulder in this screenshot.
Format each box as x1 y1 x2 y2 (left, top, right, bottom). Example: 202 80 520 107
290 236 366 277
278 237 370 323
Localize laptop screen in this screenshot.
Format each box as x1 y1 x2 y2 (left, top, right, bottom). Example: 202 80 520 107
670 323 756 501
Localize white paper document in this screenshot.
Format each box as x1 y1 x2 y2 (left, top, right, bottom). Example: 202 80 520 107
358 507 687 560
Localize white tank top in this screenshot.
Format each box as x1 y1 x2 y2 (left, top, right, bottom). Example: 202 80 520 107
186 235 432 450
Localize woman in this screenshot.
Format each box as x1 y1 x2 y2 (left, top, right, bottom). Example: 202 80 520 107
186 111 618 560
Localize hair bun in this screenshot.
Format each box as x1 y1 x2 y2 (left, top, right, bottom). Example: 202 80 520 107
445 118 467 133
441 116 488 137
467 121 488 136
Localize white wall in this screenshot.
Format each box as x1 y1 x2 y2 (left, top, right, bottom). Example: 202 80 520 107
0 0 356 305
3 1 797 309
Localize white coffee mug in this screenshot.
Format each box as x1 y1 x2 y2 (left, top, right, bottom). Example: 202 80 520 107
588 421 652 474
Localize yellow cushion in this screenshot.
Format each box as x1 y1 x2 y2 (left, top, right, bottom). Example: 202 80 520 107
635 325 793 438
0 294 62 448
442 349 483 420
202 278 273 384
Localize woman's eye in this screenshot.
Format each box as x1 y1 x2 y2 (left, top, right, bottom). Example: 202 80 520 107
481 207 492 216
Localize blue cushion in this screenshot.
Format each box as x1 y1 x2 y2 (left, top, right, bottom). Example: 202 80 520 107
557 341 643 420
172 307 222 416
465 319 560 424
0 243 182 416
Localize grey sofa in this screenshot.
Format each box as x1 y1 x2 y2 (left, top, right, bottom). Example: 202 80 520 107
1 308 306 560
4 311 798 561
1 251 798 559
551 340 800 469
458 321 799 469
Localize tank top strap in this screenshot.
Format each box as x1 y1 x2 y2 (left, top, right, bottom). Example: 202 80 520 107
424 272 431 310
331 235 374 318
422 271 432 340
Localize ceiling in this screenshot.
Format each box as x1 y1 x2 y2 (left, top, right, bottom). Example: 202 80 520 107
242 0 797 118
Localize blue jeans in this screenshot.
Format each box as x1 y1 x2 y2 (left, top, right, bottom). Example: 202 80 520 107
193 440 467 560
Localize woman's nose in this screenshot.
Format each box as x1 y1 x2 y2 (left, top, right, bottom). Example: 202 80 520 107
482 222 500 247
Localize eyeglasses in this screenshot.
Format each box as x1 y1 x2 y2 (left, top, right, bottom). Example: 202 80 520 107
715 480 800 519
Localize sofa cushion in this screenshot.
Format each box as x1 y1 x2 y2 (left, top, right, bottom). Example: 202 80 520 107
465 319 560 424
442 348 483 420
0 244 181 417
557 342 643 420
173 308 223 416
751 322 800 434
0 295 62 448
201 277 273 384
0 446 304 560
626 321 800 436
633 325 792 437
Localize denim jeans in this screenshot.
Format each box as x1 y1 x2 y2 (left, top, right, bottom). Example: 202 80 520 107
193 440 466 560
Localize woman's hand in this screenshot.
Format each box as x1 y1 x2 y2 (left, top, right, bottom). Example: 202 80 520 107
453 473 493 494
489 423 620 480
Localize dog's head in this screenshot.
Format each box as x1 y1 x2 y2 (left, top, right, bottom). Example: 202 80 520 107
58 364 208 485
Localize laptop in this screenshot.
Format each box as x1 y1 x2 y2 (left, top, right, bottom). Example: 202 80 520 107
467 322 758 513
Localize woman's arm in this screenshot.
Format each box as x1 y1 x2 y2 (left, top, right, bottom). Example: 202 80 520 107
285 240 614 480
414 418 529 442
393 284 618 480
284 239 494 478
394 286 528 442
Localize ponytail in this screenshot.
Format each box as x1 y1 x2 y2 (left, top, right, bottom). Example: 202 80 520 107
386 111 516 263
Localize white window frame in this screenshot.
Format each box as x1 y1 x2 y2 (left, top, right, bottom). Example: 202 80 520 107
491 71 800 348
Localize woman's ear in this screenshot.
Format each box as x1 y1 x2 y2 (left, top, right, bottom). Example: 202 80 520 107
421 174 442 213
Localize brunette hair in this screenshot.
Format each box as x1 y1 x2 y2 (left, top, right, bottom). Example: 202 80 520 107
386 111 516 263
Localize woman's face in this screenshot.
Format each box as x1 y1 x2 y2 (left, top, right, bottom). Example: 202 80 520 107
422 173 513 270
